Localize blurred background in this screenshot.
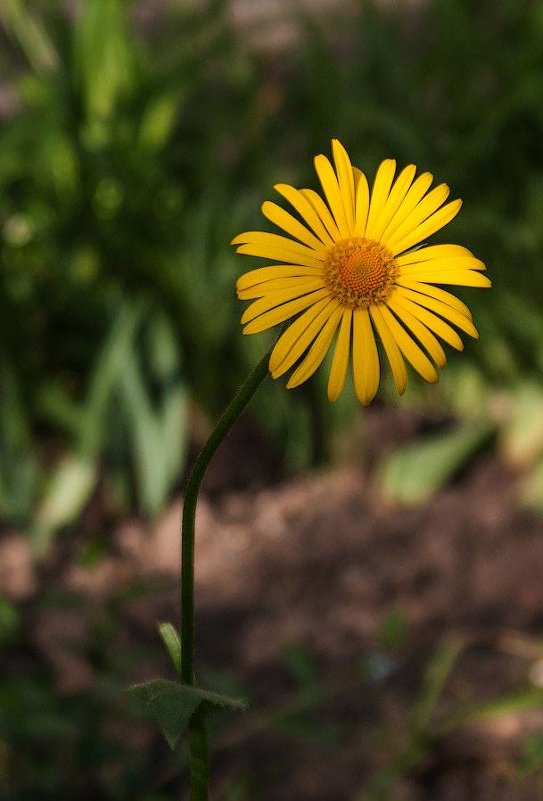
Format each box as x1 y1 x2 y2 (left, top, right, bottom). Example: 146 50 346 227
1 0 543 798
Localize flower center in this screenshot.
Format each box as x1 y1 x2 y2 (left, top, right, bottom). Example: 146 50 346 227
324 237 398 308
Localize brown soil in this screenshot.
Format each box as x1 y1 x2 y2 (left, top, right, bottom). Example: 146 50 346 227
4 407 543 800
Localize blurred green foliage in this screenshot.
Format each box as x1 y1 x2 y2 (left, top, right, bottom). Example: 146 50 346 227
1 0 543 534
1 3 543 798
0 0 266 536
0 581 189 801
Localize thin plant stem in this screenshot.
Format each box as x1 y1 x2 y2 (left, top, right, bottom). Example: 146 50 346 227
181 347 271 799
187 704 209 799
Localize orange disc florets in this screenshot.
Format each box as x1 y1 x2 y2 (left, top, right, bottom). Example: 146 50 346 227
324 237 397 308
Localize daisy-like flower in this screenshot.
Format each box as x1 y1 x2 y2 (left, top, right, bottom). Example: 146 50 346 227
232 140 491 405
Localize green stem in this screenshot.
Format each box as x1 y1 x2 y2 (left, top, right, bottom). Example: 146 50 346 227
188 704 209 800
181 347 271 799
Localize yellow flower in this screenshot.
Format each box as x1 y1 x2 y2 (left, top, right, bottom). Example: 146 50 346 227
232 140 490 405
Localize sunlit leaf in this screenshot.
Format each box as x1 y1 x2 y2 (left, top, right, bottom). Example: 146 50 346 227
33 456 97 555
440 688 543 734
73 0 134 128
117 345 187 516
499 381 543 467
158 622 182 677
0 0 58 73
520 455 543 513
377 422 493 504
139 93 182 151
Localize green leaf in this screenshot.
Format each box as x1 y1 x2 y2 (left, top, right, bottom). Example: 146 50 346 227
0 596 20 644
38 383 84 438
118 346 187 516
412 636 464 733
521 454 543 512
147 312 180 380
29 302 145 552
281 643 318 688
73 0 134 127
500 381 543 467
0 0 58 73
440 687 543 735
520 732 543 777
33 456 97 556
195 688 247 712
128 679 247 749
377 421 492 505
158 622 182 677
80 300 144 458
128 679 201 750
378 610 409 652
0 360 37 521
139 93 182 151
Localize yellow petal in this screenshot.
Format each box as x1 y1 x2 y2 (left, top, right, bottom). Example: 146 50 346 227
327 308 352 401
379 305 439 383
238 276 325 300
270 298 336 378
383 183 451 252
396 244 477 266
352 307 380 405
332 139 356 230
354 169 370 237
388 295 446 367
352 166 363 190
400 270 491 288
370 305 407 395
274 183 334 245
395 277 473 318
235 242 324 269
391 199 462 256
242 288 330 333
314 154 351 238
261 201 325 250
398 256 486 272
237 264 322 292
369 164 417 243
233 230 325 258
287 307 343 388
395 286 478 338
301 188 341 241
241 281 326 324
392 291 464 350
365 159 396 241
379 172 433 241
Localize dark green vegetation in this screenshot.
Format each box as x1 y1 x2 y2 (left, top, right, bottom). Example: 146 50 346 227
1 0 543 537
1 0 543 798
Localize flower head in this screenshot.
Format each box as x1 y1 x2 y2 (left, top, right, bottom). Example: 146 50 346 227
232 140 490 405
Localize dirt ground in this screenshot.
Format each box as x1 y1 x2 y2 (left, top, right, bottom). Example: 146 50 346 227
4 406 543 800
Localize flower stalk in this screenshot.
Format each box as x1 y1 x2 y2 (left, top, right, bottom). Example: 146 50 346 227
181 347 271 799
